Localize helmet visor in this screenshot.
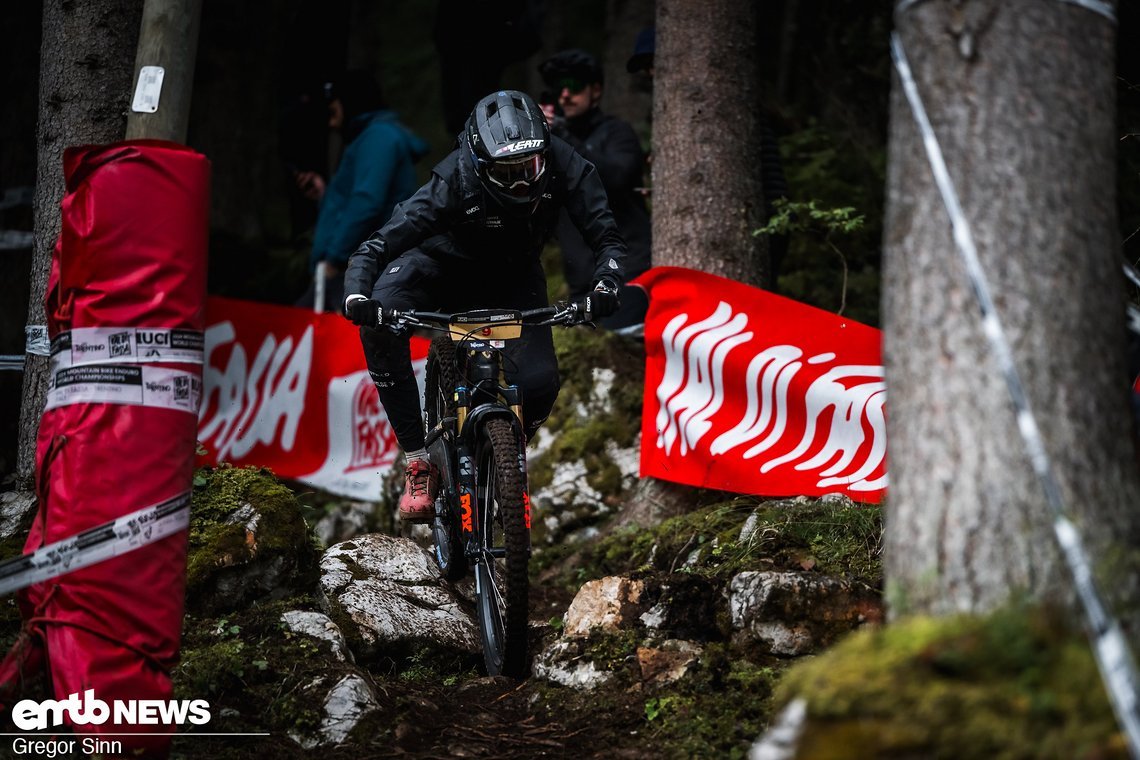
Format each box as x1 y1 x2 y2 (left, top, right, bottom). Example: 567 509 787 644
485 153 546 198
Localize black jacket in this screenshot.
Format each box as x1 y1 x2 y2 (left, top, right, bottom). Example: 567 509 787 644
344 134 628 298
552 108 651 298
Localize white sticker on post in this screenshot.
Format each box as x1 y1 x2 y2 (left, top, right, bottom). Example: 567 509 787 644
131 65 165 113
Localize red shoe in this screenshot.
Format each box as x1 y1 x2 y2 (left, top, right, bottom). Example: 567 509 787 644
399 459 439 522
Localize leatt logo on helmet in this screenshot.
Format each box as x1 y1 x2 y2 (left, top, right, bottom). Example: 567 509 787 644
495 139 543 156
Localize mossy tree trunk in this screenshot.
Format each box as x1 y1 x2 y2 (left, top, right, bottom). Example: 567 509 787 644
651 0 766 286
882 0 1140 626
16 0 143 488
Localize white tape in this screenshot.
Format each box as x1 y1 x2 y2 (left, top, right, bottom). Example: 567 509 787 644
0 492 190 596
52 326 204 365
46 362 202 414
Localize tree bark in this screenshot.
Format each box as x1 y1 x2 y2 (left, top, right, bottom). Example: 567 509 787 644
652 0 765 286
883 0 1140 625
16 0 143 488
124 0 203 142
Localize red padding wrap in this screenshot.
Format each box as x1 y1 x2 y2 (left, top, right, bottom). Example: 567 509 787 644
2 140 209 757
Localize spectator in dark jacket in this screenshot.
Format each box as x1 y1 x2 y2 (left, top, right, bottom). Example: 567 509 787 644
538 49 651 332
296 70 429 312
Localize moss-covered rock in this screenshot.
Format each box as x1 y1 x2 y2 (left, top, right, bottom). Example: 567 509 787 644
187 465 320 615
174 599 357 737
770 605 1128 759
562 496 884 592
527 326 646 547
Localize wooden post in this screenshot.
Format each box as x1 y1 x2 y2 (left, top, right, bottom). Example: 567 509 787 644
125 0 202 142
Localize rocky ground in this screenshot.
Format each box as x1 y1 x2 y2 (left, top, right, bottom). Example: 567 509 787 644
124 460 879 760
0 327 1124 759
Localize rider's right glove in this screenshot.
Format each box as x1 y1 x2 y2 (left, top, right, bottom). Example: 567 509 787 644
345 296 383 328
577 280 620 320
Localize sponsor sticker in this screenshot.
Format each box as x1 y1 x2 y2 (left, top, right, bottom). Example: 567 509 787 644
51 327 205 364
46 362 202 414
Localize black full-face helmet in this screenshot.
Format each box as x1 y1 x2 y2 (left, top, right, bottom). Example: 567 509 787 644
466 90 550 209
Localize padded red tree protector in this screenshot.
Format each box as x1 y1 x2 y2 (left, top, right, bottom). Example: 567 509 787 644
0 141 209 756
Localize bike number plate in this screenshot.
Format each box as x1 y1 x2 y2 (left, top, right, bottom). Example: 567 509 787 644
448 321 522 341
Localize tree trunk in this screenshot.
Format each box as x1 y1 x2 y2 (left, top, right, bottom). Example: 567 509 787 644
124 0 203 142
16 0 143 488
652 0 765 286
882 0 1140 624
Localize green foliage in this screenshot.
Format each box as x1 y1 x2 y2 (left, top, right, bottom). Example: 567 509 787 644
174 599 339 730
757 198 866 237
771 121 886 326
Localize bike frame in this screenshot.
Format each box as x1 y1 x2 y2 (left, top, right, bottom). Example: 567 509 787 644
381 302 581 676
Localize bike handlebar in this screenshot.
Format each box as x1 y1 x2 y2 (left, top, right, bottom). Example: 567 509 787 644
378 301 586 331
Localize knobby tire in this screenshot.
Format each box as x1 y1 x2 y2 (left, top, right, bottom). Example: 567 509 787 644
425 337 465 581
475 417 530 678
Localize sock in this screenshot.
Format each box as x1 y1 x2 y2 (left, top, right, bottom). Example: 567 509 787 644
406 448 429 464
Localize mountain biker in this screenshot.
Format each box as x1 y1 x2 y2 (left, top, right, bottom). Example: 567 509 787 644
343 89 627 522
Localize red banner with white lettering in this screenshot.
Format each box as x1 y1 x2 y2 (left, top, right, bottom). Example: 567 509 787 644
198 297 428 499
633 267 887 502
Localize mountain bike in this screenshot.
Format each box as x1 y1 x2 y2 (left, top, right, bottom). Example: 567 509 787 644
377 302 584 678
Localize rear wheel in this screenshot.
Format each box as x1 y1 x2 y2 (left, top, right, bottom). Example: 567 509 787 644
473 417 530 678
425 337 465 581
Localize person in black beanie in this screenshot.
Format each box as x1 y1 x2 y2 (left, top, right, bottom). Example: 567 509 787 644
538 49 651 333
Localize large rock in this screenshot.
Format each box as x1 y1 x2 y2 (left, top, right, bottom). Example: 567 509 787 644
319 533 479 659
532 638 615 690
636 639 702 685
563 576 647 637
561 574 722 642
290 673 380 749
187 467 319 615
281 610 354 663
728 571 882 656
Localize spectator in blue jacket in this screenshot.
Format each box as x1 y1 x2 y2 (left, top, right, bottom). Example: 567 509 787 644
296 70 429 312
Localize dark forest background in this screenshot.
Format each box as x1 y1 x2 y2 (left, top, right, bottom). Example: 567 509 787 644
1 0 1139 475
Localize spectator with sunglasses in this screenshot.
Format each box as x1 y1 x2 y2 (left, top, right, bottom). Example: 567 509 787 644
538 49 651 334
342 90 627 520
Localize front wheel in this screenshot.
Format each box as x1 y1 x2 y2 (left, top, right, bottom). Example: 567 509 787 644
473 417 530 678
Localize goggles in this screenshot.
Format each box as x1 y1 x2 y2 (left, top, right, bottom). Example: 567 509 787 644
485 153 546 197
556 77 589 95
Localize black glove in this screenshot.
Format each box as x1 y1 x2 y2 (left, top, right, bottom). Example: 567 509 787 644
346 298 383 328
578 282 620 320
